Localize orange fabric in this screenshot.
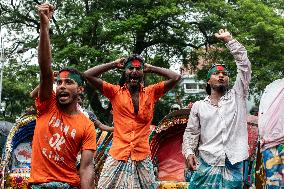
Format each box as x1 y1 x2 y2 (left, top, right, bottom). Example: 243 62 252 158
29 92 96 186
103 81 165 161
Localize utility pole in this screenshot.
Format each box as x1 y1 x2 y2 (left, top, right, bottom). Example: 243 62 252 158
0 25 5 112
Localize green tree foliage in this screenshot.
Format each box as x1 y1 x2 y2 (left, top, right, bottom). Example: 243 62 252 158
192 0 284 104
0 0 283 123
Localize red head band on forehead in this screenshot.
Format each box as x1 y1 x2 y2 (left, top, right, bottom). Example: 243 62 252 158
57 70 84 86
132 59 141 67
216 65 225 71
59 71 70 78
207 64 229 80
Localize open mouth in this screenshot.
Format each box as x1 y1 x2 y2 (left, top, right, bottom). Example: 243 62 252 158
129 76 140 84
218 79 225 83
58 92 70 101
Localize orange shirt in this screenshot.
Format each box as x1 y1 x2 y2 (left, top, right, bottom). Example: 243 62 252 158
103 81 164 161
29 92 96 186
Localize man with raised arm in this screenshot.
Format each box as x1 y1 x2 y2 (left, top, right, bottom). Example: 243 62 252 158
182 29 251 188
28 3 96 189
85 54 181 188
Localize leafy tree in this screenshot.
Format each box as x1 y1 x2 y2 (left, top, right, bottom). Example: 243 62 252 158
191 0 284 104
0 0 283 123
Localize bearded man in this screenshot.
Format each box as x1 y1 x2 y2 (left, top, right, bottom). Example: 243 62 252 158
182 29 251 188
84 54 181 188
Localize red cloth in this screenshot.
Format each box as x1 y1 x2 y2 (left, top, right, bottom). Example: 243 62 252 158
247 115 259 157
156 133 185 181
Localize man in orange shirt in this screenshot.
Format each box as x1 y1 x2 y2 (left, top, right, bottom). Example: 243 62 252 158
85 54 181 188
28 3 96 189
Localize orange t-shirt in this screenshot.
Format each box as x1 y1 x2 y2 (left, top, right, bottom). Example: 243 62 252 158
103 81 164 161
29 92 96 186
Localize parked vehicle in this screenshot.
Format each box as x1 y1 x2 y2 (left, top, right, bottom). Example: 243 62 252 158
149 108 191 189
1 113 36 189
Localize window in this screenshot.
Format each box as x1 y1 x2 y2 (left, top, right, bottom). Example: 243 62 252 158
198 84 206 89
185 83 197 90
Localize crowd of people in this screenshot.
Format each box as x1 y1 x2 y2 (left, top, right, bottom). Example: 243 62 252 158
0 2 283 189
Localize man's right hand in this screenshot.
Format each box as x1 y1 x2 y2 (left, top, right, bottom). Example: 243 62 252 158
113 58 125 69
37 3 54 26
186 154 198 171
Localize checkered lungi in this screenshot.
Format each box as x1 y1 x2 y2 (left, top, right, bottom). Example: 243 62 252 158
97 156 159 189
29 182 79 189
189 157 243 189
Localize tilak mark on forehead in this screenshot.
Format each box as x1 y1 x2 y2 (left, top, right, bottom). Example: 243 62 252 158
207 65 229 80
125 59 144 70
57 71 83 86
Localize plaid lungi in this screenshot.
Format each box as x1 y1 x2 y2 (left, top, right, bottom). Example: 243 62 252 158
97 155 159 189
262 144 284 188
189 157 243 189
29 182 79 189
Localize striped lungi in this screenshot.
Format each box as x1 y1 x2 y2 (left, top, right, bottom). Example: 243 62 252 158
262 144 284 188
97 155 159 189
29 182 79 189
189 157 243 189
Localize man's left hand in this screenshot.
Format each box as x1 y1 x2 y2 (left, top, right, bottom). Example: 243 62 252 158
144 63 152 73
214 29 233 43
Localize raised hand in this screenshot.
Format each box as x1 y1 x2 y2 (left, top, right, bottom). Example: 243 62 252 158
37 3 54 26
143 63 152 73
113 58 125 69
214 29 233 43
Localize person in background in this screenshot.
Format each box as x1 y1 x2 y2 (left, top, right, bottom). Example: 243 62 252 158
169 104 181 113
258 78 284 188
77 94 113 132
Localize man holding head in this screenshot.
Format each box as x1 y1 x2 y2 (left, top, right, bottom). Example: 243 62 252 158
84 54 181 188
182 29 251 188
28 3 96 189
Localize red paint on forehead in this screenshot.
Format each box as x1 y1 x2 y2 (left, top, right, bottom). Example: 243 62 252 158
59 71 70 78
132 59 141 67
216 65 225 71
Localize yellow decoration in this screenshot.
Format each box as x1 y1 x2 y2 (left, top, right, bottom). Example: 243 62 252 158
159 181 189 189
155 116 188 133
6 173 30 189
265 156 284 169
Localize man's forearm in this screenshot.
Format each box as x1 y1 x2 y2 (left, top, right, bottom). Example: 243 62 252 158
148 65 181 81
182 107 200 158
38 20 54 101
182 129 200 158
39 25 52 78
226 39 251 68
80 165 95 189
228 39 251 94
85 61 116 77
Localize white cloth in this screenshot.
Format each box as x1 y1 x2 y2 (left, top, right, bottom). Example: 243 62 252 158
182 39 251 166
258 78 284 151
